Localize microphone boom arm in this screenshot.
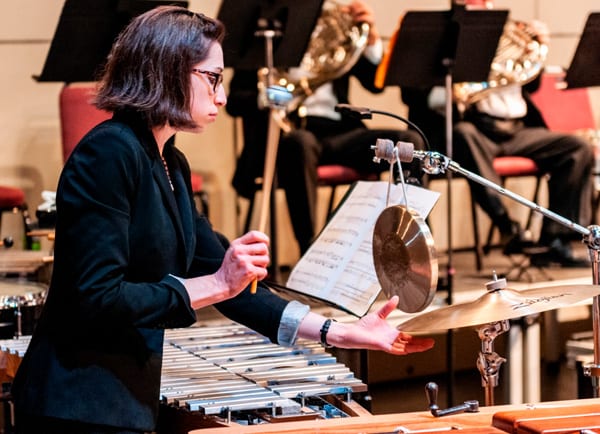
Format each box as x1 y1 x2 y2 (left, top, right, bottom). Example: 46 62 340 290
414 150 591 238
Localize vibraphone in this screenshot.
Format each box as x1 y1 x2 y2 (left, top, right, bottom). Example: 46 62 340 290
156 324 370 432
2 327 600 433
0 324 370 432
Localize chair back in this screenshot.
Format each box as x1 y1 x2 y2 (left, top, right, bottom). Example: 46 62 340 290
530 72 596 132
59 83 112 162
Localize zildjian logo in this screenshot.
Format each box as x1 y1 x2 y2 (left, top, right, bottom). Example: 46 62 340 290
511 293 571 311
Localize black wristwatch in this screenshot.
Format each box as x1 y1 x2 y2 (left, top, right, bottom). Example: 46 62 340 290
319 318 336 348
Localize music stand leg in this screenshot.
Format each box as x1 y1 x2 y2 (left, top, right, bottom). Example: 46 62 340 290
524 317 541 403
443 69 456 408
507 323 523 404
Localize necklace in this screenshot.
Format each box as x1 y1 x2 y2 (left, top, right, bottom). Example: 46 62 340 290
160 155 174 191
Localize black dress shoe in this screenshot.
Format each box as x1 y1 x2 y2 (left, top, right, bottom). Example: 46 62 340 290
530 238 589 268
501 221 534 255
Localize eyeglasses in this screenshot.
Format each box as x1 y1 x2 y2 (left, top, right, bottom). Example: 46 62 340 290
191 69 223 93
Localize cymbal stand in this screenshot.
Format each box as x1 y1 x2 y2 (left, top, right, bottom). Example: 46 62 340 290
584 233 600 397
415 149 600 398
476 320 509 406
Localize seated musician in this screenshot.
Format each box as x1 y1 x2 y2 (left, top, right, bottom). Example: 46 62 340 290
11 6 434 434
401 0 593 267
227 0 425 255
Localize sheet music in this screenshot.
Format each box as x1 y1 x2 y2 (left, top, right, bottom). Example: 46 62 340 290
286 181 440 317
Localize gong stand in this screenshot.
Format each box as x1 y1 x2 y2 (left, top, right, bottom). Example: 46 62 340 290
413 149 600 398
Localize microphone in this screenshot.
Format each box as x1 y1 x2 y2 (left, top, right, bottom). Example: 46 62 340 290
334 104 373 119
335 104 431 151
0 237 14 248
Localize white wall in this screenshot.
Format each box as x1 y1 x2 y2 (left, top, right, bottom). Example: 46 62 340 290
0 0 598 261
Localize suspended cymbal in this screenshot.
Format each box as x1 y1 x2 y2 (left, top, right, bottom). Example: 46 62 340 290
398 281 600 333
372 205 438 313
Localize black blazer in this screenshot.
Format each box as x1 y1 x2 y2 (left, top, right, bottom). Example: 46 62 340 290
11 112 290 431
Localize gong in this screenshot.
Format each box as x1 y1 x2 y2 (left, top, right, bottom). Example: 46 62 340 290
372 205 438 313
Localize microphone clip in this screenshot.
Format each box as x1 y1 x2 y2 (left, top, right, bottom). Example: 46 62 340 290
334 104 372 119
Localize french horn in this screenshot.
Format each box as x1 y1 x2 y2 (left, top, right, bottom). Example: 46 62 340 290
453 19 549 109
258 0 370 132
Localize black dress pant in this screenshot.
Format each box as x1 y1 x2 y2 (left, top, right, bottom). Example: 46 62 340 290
453 119 593 241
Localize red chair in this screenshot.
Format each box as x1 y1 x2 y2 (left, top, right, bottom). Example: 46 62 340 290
317 165 379 217
470 156 544 270
529 73 595 132
531 71 599 217
530 72 598 220
59 83 209 215
243 165 378 234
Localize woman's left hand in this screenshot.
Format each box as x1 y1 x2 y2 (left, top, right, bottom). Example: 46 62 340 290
335 296 435 355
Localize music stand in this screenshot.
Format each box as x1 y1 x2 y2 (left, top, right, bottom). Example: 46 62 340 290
383 9 507 86
383 7 506 289
217 0 324 281
382 7 507 406
564 12 600 89
217 0 322 70
35 0 188 83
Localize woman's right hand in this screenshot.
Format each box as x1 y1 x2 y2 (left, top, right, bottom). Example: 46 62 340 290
184 231 271 309
216 230 271 297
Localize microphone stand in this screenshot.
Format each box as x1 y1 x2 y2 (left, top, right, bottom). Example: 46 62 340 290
253 23 292 285
337 104 600 397
442 63 457 406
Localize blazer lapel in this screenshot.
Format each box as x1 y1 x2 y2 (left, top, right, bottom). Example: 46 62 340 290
152 158 182 223
173 170 196 269
153 159 196 266
128 114 193 269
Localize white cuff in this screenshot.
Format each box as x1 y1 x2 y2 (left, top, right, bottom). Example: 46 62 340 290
364 38 383 65
277 301 310 346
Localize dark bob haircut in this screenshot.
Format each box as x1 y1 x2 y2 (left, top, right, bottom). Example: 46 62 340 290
95 6 225 129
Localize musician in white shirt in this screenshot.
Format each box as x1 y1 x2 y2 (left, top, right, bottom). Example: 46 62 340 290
404 0 593 267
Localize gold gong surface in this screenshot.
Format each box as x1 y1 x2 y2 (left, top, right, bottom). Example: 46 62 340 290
372 205 438 313
398 284 600 333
